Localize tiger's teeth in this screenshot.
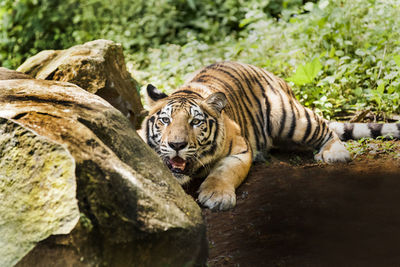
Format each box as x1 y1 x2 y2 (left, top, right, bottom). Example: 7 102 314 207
169 156 186 171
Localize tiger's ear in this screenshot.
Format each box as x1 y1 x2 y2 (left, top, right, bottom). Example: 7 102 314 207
145 84 168 107
205 92 227 113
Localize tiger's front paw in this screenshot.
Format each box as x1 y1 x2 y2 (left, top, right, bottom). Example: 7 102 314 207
198 180 236 211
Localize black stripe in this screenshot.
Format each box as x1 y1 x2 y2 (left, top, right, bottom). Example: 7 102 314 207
230 155 244 163
237 145 249 155
248 65 277 94
223 64 263 110
255 113 265 141
314 126 327 148
216 68 259 113
320 131 334 148
277 92 287 137
201 117 219 156
195 63 221 77
187 98 199 107
221 64 265 125
227 139 233 155
247 66 284 142
287 100 297 139
202 141 218 157
313 119 328 148
196 74 246 131
172 89 203 98
265 97 272 136
146 117 156 148
368 123 383 138
215 67 264 149
199 74 260 147
280 78 296 98
308 114 322 146
237 65 269 149
204 62 221 71
342 123 354 140
203 119 215 142
302 109 312 143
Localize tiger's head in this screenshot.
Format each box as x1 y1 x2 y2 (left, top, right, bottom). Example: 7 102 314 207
140 84 227 184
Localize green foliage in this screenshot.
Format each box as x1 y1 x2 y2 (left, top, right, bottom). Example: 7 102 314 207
0 0 79 68
135 0 400 119
287 57 322 86
346 138 400 160
1 0 304 68
1 0 399 119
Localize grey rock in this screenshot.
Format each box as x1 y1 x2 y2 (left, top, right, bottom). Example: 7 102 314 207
0 79 206 267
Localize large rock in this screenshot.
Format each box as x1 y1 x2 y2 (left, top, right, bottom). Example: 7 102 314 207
0 67 32 80
17 40 145 129
0 78 207 266
0 118 79 267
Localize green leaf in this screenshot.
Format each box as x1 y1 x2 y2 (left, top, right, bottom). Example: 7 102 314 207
288 58 322 86
239 17 260 28
329 46 336 58
355 49 366 56
377 82 385 95
393 55 400 67
387 86 395 94
187 0 196 11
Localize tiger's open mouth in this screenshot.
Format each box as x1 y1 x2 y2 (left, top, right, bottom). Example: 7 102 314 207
166 156 187 174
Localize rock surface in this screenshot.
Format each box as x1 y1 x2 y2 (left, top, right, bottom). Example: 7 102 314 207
0 118 79 267
0 67 32 80
17 40 145 128
0 78 206 266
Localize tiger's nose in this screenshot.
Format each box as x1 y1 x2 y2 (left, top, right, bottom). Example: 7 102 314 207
168 141 188 151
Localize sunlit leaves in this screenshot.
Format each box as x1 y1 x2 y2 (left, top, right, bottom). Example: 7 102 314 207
287 57 322 86
394 55 400 68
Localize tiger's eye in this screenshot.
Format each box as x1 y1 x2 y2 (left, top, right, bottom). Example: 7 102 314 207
160 117 170 124
191 118 202 126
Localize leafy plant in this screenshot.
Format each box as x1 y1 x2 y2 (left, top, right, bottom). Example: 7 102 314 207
133 0 400 119
1 0 307 69
1 0 399 119
287 57 322 86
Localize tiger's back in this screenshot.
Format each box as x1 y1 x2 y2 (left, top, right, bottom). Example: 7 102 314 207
183 61 335 161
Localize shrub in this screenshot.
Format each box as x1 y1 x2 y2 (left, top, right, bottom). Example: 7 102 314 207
135 0 400 118
0 0 306 69
0 0 79 68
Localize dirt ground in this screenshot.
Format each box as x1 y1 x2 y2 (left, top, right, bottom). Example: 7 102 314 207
201 141 400 267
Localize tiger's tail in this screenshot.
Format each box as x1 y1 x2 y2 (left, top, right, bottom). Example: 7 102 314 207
328 122 400 141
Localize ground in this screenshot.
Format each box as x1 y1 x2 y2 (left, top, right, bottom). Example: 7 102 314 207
201 139 400 267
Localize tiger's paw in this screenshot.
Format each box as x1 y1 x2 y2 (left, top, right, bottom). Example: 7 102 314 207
315 139 351 164
198 180 236 211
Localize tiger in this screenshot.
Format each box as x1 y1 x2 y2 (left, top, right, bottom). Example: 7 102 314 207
138 61 400 211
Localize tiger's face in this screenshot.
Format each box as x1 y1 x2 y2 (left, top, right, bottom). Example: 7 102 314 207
141 84 227 184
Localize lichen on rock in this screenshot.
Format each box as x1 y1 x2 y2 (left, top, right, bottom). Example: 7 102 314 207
0 118 79 267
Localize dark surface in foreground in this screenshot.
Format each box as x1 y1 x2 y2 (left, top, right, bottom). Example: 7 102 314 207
203 147 400 267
